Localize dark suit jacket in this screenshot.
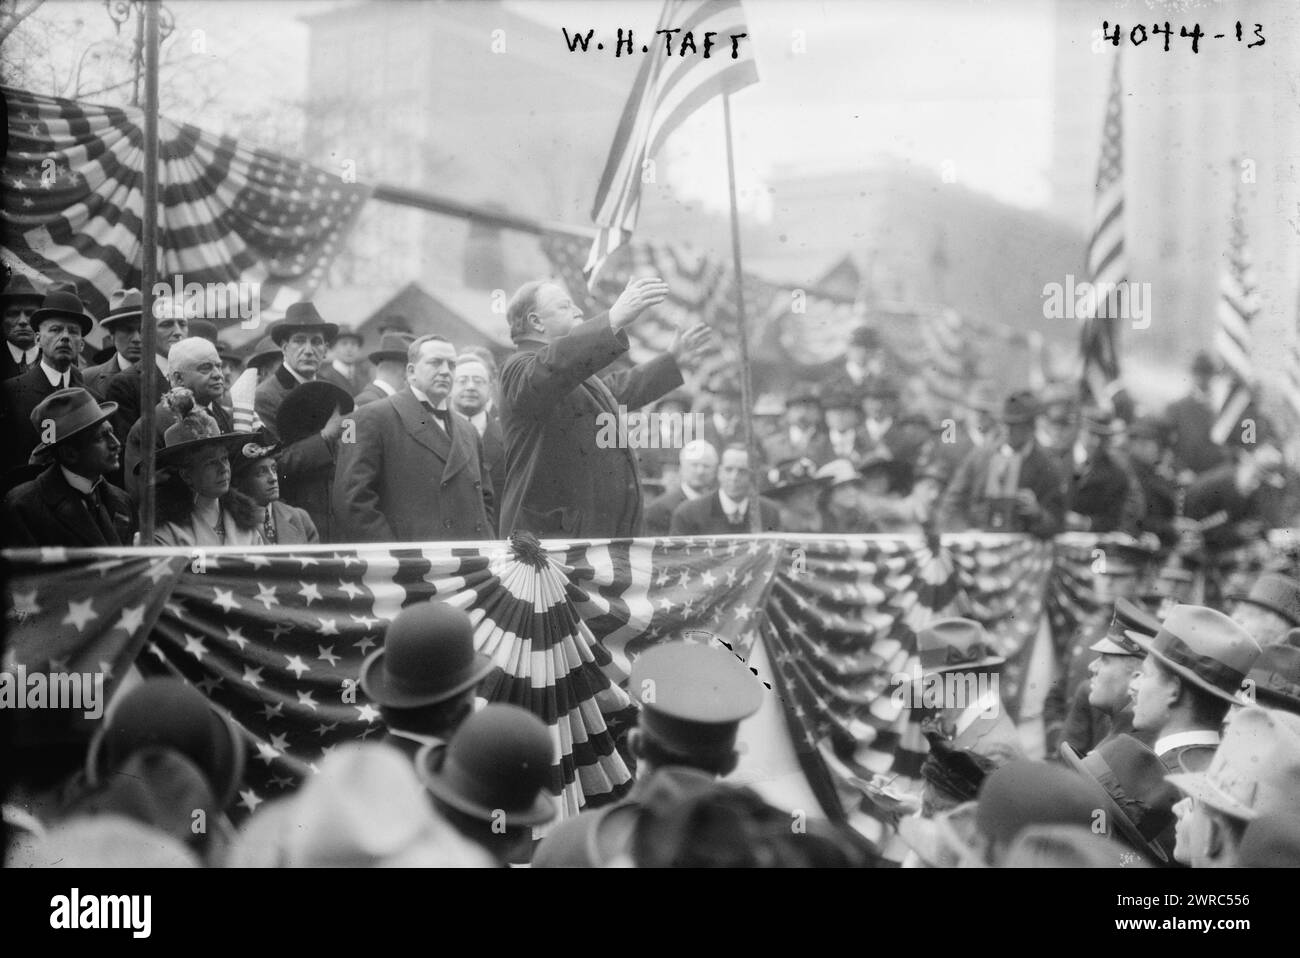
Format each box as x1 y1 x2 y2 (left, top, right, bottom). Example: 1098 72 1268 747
318 360 371 397
123 399 233 502
2 464 136 547
1 344 40 381
1068 450 1133 533
332 388 495 542
497 316 683 540
644 485 689 537
353 381 396 407
939 440 1067 538
255 365 341 541
81 354 129 401
104 360 169 447
479 414 506 514
668 492 782 536
1 363 85 474
268 499 319 545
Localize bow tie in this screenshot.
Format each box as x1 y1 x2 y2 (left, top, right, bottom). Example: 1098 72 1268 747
422 402 450 429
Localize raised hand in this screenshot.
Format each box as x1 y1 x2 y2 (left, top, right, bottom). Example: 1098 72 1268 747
669 322 715 366
609 276 669 330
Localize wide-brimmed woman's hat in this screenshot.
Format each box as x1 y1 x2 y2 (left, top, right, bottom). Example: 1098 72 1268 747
151 389 250 471
276 380 355 446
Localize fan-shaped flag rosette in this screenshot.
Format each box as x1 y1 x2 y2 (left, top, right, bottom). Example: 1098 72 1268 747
471 533 635 824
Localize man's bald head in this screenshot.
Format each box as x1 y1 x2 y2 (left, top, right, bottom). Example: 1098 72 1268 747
169 337 225 405
679 439 719 496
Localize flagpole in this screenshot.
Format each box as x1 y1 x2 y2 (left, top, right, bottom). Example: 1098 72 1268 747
722 93 762 535
138 0 162 545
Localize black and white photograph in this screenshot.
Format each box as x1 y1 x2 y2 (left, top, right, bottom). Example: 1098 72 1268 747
1 0 1298 917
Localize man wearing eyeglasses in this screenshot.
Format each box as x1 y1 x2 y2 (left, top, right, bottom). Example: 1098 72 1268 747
253 303 346 541
122 337 234 501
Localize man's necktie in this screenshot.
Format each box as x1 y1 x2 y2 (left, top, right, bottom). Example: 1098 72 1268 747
263 509 277 545
422 402 451 431
84 486 118 544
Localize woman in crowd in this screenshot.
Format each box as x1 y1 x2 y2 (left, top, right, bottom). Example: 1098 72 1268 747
152 388 265 547
228 437 319 545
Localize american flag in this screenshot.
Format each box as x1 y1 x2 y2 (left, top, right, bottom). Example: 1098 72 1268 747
1286 289 1300 428
1 86 370 324
4 534 780 826
584 0 759 284
1210 177 1261 445
1078 53 1126 406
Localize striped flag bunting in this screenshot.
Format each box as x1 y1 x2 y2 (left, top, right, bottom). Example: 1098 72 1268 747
1078 52 1126 406
1210 179 1261 445
1 86 371 322
585 0 758 284
9 532 1288 844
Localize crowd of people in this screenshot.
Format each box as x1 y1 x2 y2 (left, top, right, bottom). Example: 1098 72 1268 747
3 267 1300 868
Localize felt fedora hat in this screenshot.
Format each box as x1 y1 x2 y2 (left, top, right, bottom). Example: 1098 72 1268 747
1167 706 1300 821
268 301 338 346
1090 597 1160 657
244 335 282 370
368 331 414 364
275 380 354 447
416 704 557 828
99 288 144 330
1244 634 1300 715
0 271 43 306
1126 604 1261 705
915 617 1005 675
359 601 492 709
1059 735 1178 863
334 324 363 345
27 388 117 457
30 287 95 336
1227 572 1300 629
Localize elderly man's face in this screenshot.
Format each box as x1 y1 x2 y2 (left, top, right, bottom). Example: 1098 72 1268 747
112 320 143 364
532 283 584 340
451 360 491 416
174 344 226 405
408 338 457 401
282 331 327 377
679 449 719 494
3 301 38 348
37 317 82 369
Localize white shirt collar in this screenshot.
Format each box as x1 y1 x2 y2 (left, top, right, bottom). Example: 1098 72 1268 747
717 488 748 518
60 466 100 495
387 727 444 749
681 483 706 501
39 359 71 388
1154 729 1220 756
408 385 447 410
115 353 134 372
154 352 170 377
332 359 353 377
8 342 39 364
373 379 396 396
468 409 488 435
284 363 311 384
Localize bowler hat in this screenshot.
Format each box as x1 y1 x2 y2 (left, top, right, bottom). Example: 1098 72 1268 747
30 287 94 336
1126 604 1261 705
975 760 1100 850
99 288 144 330
268 301 339 346
368 332 414 365
629 641 763 759
0 272 43 306
1089 597 1160 657
359 601 492 709
1245 635 1300 715
1227 572 1300 629
1167 706 1300 821
27 387 117 456
1001 390 1039 424
915 617 1005 675
276 380 355 447
1059 735 1178 863
85 677 245 811
416 704 557 828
